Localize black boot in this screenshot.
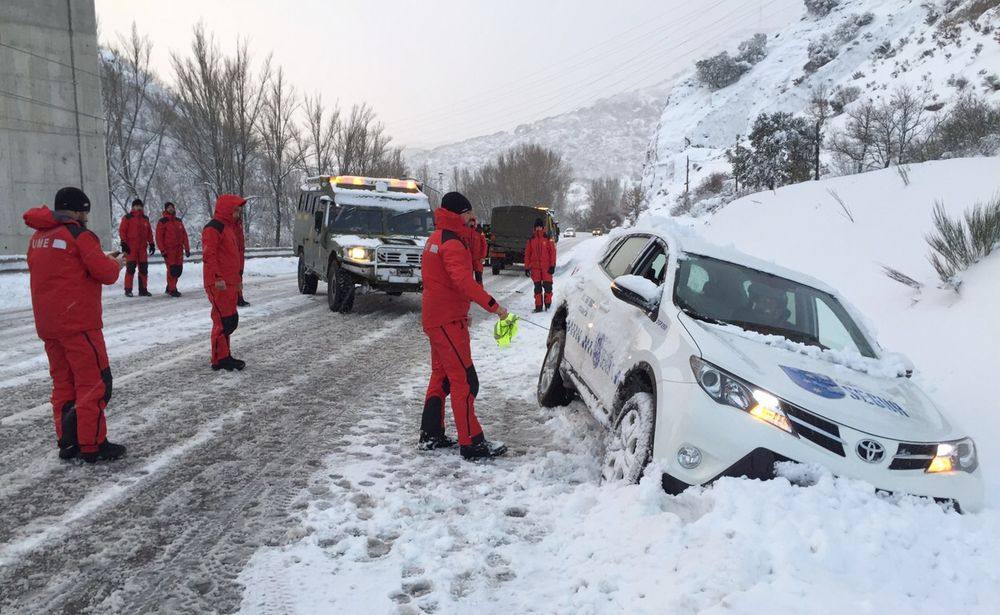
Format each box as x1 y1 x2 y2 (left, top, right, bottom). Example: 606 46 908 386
237 295 250 307
227 356 246 371
169 289 182 298
57 404 78 459
138 288 152 297
533 306 543 313
212 356 245 371
80 440 127 463
124 289 133 297
58 444 79 460
418 432 456 451
460 439 508 461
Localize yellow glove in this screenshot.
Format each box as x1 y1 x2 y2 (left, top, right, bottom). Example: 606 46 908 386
493 314 520 348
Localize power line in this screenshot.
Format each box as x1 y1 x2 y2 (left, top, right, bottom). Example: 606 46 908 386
0 88 107 123
407 0 781 143
0 40 104 82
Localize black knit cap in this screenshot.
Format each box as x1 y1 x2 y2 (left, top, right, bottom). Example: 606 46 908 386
441 192 472 215
54 187 91 212
534 217 544 228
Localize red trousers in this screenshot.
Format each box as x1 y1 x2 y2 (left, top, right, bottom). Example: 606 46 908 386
43 330 112 453
206 285 239 364
163 250 184 292
421 319 484 446
530 269 554 309
124 255 149 292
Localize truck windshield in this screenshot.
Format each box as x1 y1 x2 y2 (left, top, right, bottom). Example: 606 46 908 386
329 205 433 236
674 254 877 358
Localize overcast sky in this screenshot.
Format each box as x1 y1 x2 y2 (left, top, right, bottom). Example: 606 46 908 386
94 0 801 148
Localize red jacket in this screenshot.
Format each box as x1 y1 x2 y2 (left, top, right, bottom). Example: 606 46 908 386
118 211 154 256
524 229 557 274
421 208 499 329
155 211 190 255
202 195 246 288
468 225 487 273
24 207 121 340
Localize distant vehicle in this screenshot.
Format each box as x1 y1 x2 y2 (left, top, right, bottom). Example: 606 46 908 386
293 175 433 313
537 229 983 512
563 227 576 237
487 205 559 275
591 228 604 236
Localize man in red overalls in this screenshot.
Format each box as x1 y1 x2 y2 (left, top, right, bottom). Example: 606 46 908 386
24 187 127 462
118 198 155 297
468 215 487 285
524 218 557 312
155 201 190 297
420 192 509 460
202 195 247 371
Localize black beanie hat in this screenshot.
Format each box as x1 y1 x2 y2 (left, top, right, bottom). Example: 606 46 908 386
54 187 91 212
441 192 472 215
534 218 544 228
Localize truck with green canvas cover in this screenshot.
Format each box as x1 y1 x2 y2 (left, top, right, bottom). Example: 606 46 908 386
487 205 559 275
294 175 433 312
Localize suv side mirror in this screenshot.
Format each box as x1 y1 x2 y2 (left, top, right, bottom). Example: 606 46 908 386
611 275 661 316
883 351 915 378
313 210 324 232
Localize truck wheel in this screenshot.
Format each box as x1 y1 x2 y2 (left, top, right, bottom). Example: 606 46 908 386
537 330 573 407
326 260 354 312
601 391 655 484
298 254 318 295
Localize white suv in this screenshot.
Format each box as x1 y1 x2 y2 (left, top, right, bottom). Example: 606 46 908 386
537 230 984 512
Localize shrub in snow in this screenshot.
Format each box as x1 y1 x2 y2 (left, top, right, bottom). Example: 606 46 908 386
804 0 840 17
695 33 768 90
833 12 876 43
921 93 1000 157
732 112 813 191
830 85 861 114
925 195 1000 286
804 34 840 73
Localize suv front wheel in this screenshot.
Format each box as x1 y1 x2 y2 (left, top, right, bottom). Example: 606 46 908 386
537 329 573 407
601 391 655 484
326 260 356 313
298 254 318 295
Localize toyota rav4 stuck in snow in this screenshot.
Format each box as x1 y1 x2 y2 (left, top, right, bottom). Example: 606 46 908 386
537 230 983 512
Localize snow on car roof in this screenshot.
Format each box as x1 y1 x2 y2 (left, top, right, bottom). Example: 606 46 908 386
331 187 430 211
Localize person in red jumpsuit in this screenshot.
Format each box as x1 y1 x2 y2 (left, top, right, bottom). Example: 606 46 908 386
202 194 247 371
468 215 487 285
234 216 250 307
24 187 127 462
523 218 557 312
118 198 155 297
420 192 509 460
155 201 191 297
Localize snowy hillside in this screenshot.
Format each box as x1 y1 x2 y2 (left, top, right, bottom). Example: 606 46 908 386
405 81 674 181
643 0 1000 205
685 156 1000 504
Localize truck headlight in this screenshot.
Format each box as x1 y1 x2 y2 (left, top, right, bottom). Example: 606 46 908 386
344 246 373 263
690 356 795 434
927 438 978 474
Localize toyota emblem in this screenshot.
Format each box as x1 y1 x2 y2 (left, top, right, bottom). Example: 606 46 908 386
856 439 886 463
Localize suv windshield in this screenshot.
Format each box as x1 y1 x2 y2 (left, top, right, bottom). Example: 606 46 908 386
674 254 876 358
329 205 433 236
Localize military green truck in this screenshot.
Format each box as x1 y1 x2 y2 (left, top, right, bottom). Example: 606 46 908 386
487 205 559 275
294 175 433 312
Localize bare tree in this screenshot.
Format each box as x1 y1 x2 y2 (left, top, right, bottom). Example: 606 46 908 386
101 23 171 213
807 85 831 180
454 144 572 219
893 87 927 164
336 103 393 176
301 94 339 176
171 24 271 226
620 182 647 224
830 99 876 173
586 176 623 228
257 67 302 246
871 100 898 169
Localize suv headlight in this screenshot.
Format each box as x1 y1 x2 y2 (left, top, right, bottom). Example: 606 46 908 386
690 356 795 434
927 438 978 474
343 246 373 263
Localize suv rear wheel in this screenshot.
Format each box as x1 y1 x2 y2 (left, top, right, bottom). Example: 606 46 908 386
537 330 573 407
601 391 655 484
298 254 318 295
326 260 355 313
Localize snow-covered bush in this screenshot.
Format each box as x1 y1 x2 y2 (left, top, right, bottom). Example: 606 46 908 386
922 93 1000 157
804 0 840 17
805 34 840 73
731 112 813 191
695 33 768 90
833 12 876 43
926 195 1000 286
830 85 862 114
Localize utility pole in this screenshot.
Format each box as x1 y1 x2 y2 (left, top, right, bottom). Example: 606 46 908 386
684 137 691 204
734 134 741 193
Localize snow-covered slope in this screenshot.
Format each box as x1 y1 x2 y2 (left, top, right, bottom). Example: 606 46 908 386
405 81 674 180
686 156 1000 504
643 0 1000 205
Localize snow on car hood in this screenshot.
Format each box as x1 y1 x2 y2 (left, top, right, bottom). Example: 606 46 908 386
335 235 428 248
680 314 956 442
